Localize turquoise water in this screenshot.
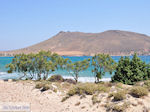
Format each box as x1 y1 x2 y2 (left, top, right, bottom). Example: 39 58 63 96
0 56 150 82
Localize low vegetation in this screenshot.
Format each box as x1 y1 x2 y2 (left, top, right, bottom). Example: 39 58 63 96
35 82 51 92
41 84 50 92
112 90 126 101
105 102 129 112
35 83 44 89
48 75 64 82
143 80 150 91
130 86 148 98
112 53 150 85
61 95 70 102
67 83 110 96
92 94 101 104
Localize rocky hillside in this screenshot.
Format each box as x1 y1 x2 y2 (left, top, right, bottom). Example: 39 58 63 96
1 30 150 56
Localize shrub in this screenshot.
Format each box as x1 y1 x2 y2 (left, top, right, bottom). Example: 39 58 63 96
144 80 150 91
48 75 64 82
67 83 110 96
115 83 123 89
67 87 77 96
106 102 129 112
97 84 110 92
41 84 50 92
35 83 44 89
92 95 101 104
144 80 150 87
64 79 76 84
113 91 126 101
130 86 148 98
61 95 70 102
112 53 150 85
67 83 96 96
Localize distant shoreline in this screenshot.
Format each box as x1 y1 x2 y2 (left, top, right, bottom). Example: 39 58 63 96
0 54 150 57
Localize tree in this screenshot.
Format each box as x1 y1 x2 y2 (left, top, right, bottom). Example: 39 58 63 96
6 51 64 80
111 56 133 84
66 59 90 83
92 54 116 83
112 53 150 85
6 54 31 79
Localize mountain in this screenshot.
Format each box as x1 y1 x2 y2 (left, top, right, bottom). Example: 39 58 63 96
1 30 150 56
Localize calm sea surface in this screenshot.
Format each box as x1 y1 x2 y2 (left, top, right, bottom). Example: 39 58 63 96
0 56 150 82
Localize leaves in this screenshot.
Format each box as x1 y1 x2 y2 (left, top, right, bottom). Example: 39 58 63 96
112 53 150 85
66 59 90 82
6 51 63 80
92 54 116 82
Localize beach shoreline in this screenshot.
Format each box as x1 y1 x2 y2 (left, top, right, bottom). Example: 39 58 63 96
0 80 150 112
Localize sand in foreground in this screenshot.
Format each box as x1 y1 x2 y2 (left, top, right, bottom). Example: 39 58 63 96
0 80 150 112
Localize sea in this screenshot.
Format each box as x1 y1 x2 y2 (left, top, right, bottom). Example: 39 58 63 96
0 56 150 82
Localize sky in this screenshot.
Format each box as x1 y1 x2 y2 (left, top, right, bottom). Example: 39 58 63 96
0 0 150 51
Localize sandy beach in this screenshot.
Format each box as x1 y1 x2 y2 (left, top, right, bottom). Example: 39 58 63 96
0 80 150 112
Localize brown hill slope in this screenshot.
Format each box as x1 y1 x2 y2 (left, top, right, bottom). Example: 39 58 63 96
1 30 150 56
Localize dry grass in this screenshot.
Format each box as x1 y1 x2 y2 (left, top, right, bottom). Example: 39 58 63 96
41 84 50 92
35 83 44 89
67 83 110 96
92 94 101 104
144 80 150 91
105 102 129 112
61 95 70 102
48 75 64 82
113 90 127 101
130 86 148 98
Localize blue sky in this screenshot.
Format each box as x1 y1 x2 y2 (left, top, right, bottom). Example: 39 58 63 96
0 0 150 51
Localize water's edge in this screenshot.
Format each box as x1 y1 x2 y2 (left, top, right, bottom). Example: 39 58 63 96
0 56 150 82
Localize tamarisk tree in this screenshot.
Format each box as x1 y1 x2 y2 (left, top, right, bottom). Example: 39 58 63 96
92 54 116 83
6 51 64 80
66 59 90 83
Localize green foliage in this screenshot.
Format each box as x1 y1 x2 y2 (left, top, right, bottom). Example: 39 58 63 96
35 83 50 92
48 75 64 82
112 53 150 85
67 83 110 96
67 83 95 96
66 59 90 82
144 80 150 91
61 95 70 102
41 84 50 92
92 54 116 82
35 83 44 89
112 90 126 101
106 102 129 112
92 94 101 104
130 86 148 98
6 51 64 80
